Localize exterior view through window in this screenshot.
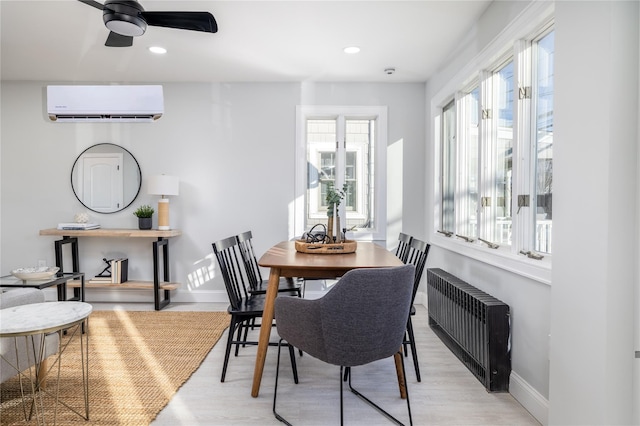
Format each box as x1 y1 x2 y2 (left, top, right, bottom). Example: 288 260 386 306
305 118 375 233
439 26 554 256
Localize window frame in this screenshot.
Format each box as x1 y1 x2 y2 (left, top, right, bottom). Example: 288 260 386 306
430 3 554 285
295 105 387 241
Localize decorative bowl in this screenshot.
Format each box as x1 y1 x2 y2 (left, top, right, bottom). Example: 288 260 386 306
11 266 60 280
295 239 357 254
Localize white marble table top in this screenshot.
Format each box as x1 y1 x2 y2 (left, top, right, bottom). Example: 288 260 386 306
0 301 92 337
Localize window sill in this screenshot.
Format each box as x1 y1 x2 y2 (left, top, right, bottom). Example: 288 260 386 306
431 234 552 286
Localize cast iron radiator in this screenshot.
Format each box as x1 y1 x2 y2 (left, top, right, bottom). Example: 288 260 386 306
427 268 511 392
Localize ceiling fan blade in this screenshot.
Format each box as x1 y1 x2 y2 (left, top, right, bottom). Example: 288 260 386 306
77 0 105 11
142 11 218 33
105 31 134 47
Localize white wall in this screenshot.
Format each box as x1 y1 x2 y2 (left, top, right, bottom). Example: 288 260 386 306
425 1 639 425
0 81 425 303
549 1 639 424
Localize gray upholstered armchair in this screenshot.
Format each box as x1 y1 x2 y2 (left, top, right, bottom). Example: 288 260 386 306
273 264 415 425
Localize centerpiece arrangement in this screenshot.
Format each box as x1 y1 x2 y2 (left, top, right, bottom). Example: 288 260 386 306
295 183 357 254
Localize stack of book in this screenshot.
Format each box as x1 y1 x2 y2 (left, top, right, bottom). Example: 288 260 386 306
57 223 101 230
88 258 128 284
111 258 128 283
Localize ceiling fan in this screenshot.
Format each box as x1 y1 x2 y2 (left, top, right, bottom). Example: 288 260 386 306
78 0 218 47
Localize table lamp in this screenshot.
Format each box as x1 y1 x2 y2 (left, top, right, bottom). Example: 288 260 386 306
148 175 179 230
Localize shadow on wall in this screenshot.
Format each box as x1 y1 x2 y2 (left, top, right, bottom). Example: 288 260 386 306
187 253 216 291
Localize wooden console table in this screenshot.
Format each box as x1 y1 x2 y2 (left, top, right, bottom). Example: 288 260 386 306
39 228 181 310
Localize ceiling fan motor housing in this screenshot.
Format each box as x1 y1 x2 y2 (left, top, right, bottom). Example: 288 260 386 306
103 0 147 37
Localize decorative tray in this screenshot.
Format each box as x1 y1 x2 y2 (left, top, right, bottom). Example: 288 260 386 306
11 266 60 280
294 239 357 254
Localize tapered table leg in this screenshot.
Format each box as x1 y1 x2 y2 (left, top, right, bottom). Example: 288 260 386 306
251 267 281 397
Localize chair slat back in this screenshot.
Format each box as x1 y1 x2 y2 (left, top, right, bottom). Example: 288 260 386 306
212 236 249 309
236 230 263 291
395 232 413 263
405 237 430 304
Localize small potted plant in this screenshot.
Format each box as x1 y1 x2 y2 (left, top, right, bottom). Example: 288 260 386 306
133 204 154 230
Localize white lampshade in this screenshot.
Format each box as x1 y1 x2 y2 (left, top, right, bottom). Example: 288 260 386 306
148 175 179 197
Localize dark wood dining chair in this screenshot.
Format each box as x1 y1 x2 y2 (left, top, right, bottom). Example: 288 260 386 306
236 231 302 297
212 235 298 383
273 265 416 426
403 237 430 382
395 232 413 263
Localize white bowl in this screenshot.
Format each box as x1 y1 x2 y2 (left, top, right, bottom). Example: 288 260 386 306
11 266 60 280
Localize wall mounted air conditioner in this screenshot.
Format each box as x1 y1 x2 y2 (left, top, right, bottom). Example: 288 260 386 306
47 85 163 122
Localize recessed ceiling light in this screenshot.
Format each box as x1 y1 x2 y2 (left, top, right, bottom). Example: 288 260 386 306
343 46 360 54
149 46 167 54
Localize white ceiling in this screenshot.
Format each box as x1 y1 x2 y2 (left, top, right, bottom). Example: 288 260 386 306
0 0 492 83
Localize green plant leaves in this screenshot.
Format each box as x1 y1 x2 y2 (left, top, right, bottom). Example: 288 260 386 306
326 183 348 216
133 204 154 218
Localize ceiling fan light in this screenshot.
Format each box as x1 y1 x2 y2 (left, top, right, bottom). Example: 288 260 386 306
106 19 145 36
104 12 147 37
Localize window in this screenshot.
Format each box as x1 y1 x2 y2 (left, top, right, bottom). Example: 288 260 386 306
459 86 480 239
295 106 387 241
532 30 554 253
486 59 515 246
437 25 554 260
441 100 456 233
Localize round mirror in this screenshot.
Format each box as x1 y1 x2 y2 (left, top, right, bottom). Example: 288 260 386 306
71 143 142 214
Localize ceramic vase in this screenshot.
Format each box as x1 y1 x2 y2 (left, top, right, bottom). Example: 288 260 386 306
327 216 334 242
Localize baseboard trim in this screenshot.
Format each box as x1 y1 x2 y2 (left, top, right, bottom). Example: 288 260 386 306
510 371 548 425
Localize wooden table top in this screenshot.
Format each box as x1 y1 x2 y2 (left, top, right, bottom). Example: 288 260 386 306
259 241 402 277
40 228 181 238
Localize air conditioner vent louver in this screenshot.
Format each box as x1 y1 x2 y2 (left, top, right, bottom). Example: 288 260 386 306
47 85 163 123
51 115 160 123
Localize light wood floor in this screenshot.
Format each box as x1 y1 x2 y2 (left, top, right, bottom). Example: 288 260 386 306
90 300 540 426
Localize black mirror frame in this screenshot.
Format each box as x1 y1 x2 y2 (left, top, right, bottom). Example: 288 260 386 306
70 143 142 214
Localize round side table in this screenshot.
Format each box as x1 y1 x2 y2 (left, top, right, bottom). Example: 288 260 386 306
0 301 92 425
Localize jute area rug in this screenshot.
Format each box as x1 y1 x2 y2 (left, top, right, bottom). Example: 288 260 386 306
1 310 228 425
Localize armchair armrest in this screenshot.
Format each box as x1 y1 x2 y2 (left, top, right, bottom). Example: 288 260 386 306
275 297 326 360
0 288 45 309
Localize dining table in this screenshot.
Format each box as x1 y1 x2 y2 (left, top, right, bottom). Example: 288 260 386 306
253 240 405 398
